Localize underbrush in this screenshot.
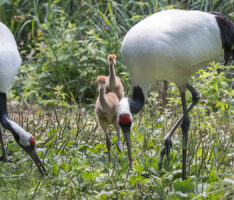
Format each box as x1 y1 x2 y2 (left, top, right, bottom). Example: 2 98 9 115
0 0 233 199
0 63 233 199
3 0 233 103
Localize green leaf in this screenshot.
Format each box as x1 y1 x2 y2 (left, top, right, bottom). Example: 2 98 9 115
120 158 129 171
208 170 219 183
174 179 195 193
52 162 59 177
129 174 144 186
133 161 144 173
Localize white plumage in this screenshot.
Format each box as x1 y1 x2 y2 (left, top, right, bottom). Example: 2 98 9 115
117 98 132 123
117 9 233 180
0 22 30 145
121 9 223 95
10 121 31 146
0 22 46 175
0 22 21 93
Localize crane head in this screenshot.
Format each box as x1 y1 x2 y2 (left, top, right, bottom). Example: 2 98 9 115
108 54 116 65
20 135 47 176
8 120 47 176
118 98 132 166
0 92 47 176
117 86 145 169
97 76 107 90
118 98 132 126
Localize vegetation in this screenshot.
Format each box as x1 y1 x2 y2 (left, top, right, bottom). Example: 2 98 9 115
0 0 233 199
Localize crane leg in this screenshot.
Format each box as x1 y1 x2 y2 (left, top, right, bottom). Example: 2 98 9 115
114 122 123 152
0 128 13 162
158 84 200 176
0 128 7 161
161 80 168 108
100 124 112 162
116 132 123 153
180 91 190 180
105 133 112 162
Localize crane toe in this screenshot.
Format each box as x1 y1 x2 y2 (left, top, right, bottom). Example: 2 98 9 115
165 137 172 164
0 155 14 163
158 137 172 170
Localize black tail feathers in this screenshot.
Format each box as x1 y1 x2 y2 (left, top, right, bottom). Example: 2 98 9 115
211 12 234 64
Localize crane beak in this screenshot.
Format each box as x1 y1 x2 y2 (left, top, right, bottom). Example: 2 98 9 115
120 124 133 170
29 148 47 176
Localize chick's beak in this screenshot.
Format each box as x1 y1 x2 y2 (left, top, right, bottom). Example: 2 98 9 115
29 148 47 176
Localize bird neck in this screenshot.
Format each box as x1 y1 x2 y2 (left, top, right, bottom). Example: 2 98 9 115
109 63 117 86
117 86 145 120
129 86 145 114
0 93 31 147
98 86 111 111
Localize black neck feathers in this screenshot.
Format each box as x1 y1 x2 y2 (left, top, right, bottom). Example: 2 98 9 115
129 86 145 114
0 92 7 114
0 92 19 143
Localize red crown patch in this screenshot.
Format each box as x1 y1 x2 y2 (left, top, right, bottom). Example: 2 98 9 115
119 114 131 125
29 136 36 146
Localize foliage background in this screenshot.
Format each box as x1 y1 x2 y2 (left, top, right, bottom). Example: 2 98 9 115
0 0 233 199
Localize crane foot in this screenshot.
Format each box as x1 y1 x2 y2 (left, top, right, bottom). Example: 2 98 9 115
158 137 172 170
0 155 14 163
165 137 172 164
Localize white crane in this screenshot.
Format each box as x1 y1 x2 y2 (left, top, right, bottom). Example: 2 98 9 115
0 22 47 175
117 9 233 180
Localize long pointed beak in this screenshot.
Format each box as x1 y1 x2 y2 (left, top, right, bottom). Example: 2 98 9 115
29 148 47 176
120 124 133 170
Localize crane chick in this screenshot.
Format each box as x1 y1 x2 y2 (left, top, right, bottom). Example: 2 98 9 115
95 76 123 162
106 54 124 100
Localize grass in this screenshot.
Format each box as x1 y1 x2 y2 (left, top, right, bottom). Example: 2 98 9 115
0 0 233 199
1 63 233 199
4 0 234 103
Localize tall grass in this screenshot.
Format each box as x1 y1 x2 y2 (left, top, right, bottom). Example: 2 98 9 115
0 0 233 103
0 63 233 199
0 0 233 199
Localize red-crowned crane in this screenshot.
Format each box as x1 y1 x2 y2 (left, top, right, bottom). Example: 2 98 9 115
0 22 47 175
95 76 123 161
106 54 125 100
117 9 234 180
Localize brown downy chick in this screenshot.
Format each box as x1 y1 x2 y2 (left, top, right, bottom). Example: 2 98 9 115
106 54 124 100
95 76 123 162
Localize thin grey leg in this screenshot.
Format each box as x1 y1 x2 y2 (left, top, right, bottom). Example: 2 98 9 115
180 91 190 180
114 122 123 152
106 133 112 162
0 128 7 161
162 80 168 107
158 84 200 171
